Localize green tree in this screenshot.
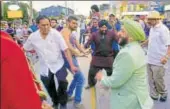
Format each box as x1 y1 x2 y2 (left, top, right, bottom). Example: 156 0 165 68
58 12 65 19
2 2 38 22
2 2 11 21
18 2 30 23
33 9 39 19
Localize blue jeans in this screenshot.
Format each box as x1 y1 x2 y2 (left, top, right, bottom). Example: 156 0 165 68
64 56 85 103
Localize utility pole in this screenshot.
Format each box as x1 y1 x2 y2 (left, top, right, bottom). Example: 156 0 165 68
1 1 3 19
29 0 33 26
65 1 68 16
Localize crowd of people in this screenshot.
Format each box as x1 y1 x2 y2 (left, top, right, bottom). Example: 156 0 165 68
1 4 170 109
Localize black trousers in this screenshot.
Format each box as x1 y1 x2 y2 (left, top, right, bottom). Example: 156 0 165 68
113 50 119 59
41 66 68 106
88 65 112 87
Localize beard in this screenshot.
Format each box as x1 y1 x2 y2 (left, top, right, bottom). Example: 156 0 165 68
68 24 77 31
119 37 128 46
52 26 56 28
70 27 77 31
100 30 107 35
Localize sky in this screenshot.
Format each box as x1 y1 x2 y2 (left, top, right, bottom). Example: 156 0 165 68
28 1 110 16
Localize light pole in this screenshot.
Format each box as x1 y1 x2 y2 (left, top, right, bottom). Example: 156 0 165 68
1 1 3 18
29 0 33 26
65 1 68 16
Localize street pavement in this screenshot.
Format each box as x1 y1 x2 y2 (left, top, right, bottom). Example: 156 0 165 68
34 55 170 109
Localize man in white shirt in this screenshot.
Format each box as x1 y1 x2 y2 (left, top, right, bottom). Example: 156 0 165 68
146 11 170 102
23 15 77 109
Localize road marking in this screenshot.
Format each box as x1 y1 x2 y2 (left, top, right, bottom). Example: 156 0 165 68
91 87 96 109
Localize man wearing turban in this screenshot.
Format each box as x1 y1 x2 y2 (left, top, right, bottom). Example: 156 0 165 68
95 19 153 109
85 20 118 89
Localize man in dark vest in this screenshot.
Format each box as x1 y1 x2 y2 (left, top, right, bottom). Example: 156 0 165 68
85 20 118 89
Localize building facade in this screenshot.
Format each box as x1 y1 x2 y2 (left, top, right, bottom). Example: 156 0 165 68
39 5 74 17
99 4 110 19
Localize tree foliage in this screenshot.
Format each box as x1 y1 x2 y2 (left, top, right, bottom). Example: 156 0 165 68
33 9 39 19
2 2 38 22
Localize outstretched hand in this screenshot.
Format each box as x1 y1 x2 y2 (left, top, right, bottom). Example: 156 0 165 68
95 71 103 81
81 48 92 56
78 53 89 58
42 101 53 109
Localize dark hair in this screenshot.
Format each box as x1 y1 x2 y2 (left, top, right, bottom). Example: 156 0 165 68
32 19 35 22
28 30 32 35
36 15 50 24
8 23 12 27
91 5 99 12
51 18 57 23
109 14 115 17
67 15 78 22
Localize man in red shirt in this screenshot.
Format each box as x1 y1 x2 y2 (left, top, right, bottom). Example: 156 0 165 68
1 31 52 109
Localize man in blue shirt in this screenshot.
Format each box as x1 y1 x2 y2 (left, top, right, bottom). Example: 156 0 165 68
108 14 121 58
88 17 99 55
30 19 38 32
